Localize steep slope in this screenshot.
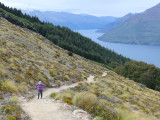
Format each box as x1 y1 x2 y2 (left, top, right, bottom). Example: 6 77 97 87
0 2 130 68
0 16 160 120
99 3 160 45
23 10 116 30
54 71 160 120
0 17 106 119
97 13 134 33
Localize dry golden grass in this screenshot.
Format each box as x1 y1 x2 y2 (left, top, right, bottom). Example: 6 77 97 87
0 18 106 119
2 17 159 120
2 80 18 93
0 64 6 78
18 82 29 94
54 71 160 120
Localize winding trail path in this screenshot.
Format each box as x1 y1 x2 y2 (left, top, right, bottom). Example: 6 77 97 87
20 73 106 120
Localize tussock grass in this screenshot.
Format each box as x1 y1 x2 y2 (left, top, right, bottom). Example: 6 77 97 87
1 13 157 120
8 58 14 63
72 92 86 105
55 92 73 100
18 82 29 93
0 48 6 53
0 62 7 76
0 66 6 78
63 75 70 81
2 80 18 93
37 74 44 81
54 94 64 100
50 92 57 98
93 116 104 120
54 71 160 120
55 80 61 86
0 16 108 119
49 69 57 77
9 96 19 104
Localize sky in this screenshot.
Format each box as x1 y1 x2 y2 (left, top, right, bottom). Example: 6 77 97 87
1 0 160 17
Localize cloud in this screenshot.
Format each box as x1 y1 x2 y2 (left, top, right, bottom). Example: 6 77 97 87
0 0 37 10
1 0 160 16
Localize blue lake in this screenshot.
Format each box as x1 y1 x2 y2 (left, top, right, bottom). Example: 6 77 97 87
75 29 160 68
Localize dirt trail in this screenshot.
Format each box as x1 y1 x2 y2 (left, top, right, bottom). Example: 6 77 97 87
20 73 106 120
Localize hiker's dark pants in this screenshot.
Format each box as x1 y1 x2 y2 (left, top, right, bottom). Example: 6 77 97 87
38 90 43 99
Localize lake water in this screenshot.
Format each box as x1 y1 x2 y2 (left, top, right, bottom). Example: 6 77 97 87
75 29 160 68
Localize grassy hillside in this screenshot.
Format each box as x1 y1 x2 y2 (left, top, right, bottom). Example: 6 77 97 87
99 3 160 45
1 2 159 92
0 17 106 119
0 13 160 120
0 2 130 68
0 2 160 120
52 71 160 120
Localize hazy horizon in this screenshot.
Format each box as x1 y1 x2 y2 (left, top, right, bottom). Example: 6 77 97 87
1 0 160 17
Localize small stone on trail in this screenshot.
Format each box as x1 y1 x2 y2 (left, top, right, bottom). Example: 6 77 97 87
72 109 87 115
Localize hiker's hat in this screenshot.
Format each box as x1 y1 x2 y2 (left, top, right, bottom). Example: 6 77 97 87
38 81 42 84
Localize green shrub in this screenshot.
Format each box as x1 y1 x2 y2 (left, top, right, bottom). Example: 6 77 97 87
6 115 16 120
55 80 61 87
63 97 72 105
38 74 44 81
1 103 22 120
49 69 57 77
94 105 119 120
119 110 135 120
0 95 4 99
0 48 6 53
29 80 35 86
93 116 103 120
63 75 70 81
50 92 57 98
78 82 83 86
9 96 19 104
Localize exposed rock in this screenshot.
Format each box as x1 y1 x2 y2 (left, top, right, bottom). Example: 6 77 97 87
72 109 92 120
72 109 88 115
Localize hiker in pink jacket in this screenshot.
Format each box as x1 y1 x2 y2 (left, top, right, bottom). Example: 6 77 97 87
36 81 45 99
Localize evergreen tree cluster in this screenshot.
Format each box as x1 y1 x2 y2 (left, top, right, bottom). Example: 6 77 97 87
0 2 130 68
115 61 160 91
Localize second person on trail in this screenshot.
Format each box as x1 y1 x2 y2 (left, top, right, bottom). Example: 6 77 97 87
36 81 45 99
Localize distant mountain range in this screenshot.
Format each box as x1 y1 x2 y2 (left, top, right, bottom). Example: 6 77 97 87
97 13 134 33
23 10 116 30
98 3 160 46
